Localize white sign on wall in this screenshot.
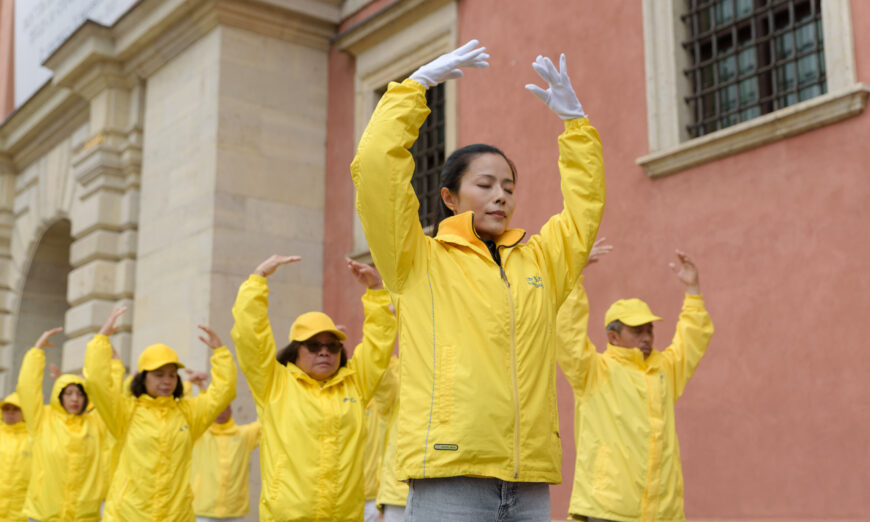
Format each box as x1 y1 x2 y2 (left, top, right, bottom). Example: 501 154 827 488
14 0 139 108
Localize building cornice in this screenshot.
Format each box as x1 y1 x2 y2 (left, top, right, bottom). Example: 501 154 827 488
0 0 340 167
0 86 88 169
333 0 454 55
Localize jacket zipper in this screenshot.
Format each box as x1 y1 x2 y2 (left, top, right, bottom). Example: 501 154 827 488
470 216 525 479
501 266 520 479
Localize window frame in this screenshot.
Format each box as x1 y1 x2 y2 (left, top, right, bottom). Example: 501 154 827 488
638 0 867 177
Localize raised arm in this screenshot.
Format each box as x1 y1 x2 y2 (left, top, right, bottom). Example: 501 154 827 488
16 327 62 433
84 307 133 439
662 251 714 398
244 420 262 451
556 275 601 391
370 356 400 419
525 54 606 307
556 240 613 390
186 325 237 440
230 255 299 405
351 41 489 293
344 259 397 404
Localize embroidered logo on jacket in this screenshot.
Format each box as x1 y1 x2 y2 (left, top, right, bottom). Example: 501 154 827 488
343 397 357 403
433 443 458 451
526 275 543 288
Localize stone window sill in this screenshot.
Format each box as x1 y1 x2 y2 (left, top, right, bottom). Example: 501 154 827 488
637 83 870 178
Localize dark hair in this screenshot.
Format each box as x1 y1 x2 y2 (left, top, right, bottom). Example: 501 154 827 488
277 340 348 369
130 370 184 399
59 383 88 414
433 144 518 236
606 320 625 334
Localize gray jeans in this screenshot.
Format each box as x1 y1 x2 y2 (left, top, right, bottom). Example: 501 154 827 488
404 477 550 522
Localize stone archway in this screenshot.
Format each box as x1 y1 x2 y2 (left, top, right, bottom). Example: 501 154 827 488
9 219 73 399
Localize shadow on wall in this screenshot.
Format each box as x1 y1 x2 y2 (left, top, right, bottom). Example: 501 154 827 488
9 219 72 398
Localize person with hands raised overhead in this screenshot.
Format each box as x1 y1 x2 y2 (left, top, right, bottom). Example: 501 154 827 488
556 250 714 522
231 255 397 521
16 326 118 521
84 307 237 522
351 40 605 520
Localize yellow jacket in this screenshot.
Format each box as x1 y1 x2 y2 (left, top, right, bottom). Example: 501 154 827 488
84 335 237 522
363 356 399 501
0 395 30 522
231 275 397 521
375 358 408 509
556 276 714 522
16 348 113 521
351 78 605 482
191 418 260 517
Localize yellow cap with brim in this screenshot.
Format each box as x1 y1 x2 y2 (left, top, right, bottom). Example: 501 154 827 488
289 312 347 343
604 298 663 327
137 343 186 372
0 392 21 409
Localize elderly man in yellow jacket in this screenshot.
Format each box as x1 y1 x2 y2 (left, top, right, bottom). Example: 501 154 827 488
557 249 714 522
0 392 31 521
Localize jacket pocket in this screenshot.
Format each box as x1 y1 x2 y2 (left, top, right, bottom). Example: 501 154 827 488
268 454 286 504
434 344 455 424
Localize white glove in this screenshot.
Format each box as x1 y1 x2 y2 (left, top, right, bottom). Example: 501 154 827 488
525 53 586 120
410 40 490 89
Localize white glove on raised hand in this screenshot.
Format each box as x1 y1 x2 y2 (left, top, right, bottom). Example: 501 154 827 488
410 39 490 89
525 53 586 120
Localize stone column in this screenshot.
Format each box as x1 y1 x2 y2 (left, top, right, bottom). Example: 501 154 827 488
63 64 142 371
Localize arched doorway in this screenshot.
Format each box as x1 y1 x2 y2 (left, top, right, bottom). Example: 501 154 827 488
9 219 72 399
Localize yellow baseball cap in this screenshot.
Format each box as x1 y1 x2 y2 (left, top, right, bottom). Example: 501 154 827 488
289 312 347 343
0 392 21 409
137 343 186 372
604 298 663 327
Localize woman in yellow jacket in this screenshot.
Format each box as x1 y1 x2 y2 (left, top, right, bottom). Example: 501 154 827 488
84 307 237 522
351 40 605 520
16 327 116 522
556 251 714 522
231 256 397 521
190 400 261 521
0 392 31 521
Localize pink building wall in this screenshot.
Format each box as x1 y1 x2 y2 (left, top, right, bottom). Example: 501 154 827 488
325 0 870 519
0 0 13 120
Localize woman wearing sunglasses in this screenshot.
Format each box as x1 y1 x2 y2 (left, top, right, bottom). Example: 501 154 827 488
231 255 397 522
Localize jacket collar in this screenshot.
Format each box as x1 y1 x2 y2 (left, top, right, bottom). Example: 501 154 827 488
209 418 238 435
287 362 356 389
435 211 525 262
604 343 649 368
0 421 27 433
139 394 177 408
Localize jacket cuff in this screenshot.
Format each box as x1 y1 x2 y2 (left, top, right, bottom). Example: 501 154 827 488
402 77 427 93
363 287 392 305
564 116 591 130
684 293 705 304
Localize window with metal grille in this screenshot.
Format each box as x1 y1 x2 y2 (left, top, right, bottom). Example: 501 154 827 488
683 0 826 138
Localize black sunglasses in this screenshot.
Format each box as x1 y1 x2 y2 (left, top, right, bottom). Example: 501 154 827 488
302 340 343 354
